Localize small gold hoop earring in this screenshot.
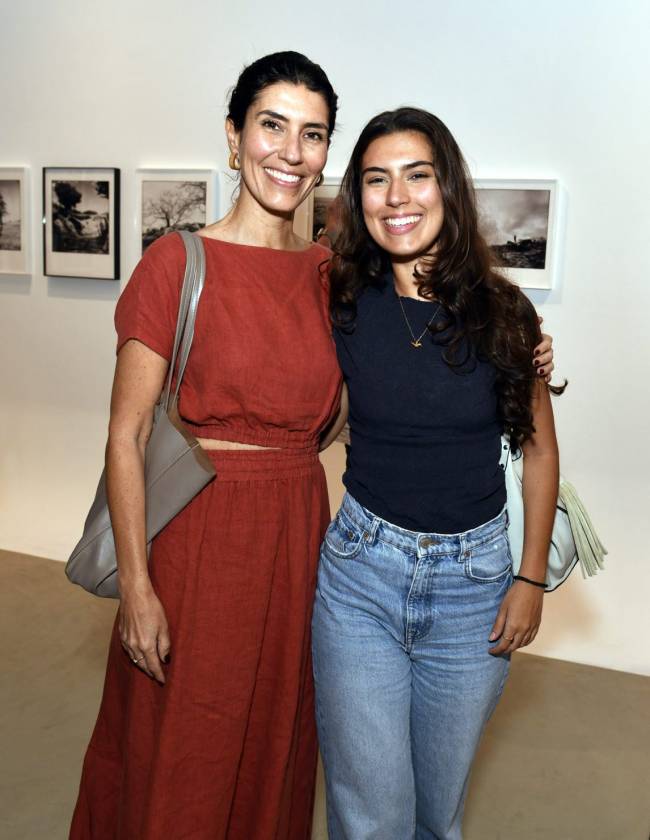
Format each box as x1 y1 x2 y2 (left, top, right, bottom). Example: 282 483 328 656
229 150 241 171
315 173 324 187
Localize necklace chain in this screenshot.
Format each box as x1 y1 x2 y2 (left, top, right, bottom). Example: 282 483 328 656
397 294 441 348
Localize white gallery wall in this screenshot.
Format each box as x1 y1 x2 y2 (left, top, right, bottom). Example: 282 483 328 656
1 0 649 675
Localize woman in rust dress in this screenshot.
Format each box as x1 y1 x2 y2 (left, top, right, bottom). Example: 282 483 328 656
69 52 342 839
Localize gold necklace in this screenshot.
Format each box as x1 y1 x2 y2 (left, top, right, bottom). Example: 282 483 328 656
397 294 441 348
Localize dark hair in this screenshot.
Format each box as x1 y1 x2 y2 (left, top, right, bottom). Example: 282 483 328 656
330 107 565 449
227 51 338 139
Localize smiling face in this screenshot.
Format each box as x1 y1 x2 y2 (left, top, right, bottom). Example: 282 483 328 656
360 130 444 261
227 82 330 217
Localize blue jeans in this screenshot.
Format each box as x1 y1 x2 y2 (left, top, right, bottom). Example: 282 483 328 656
312 493 512 840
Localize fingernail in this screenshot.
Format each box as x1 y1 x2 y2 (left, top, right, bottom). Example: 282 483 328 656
163 654 170 664
538 368 545 375
534 349 541 356
533 359 540 367
489 632 496 641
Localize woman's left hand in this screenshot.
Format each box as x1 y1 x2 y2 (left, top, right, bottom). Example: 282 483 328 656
535 317 554 383
488 580 544 656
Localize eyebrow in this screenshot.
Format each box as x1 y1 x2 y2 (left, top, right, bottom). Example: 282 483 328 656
362 160 435 176
256 109 328 131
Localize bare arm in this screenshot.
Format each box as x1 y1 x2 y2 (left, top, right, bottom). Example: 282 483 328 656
518 382 559 581
489 380 559 656
107 339 170 683
319 383 349 452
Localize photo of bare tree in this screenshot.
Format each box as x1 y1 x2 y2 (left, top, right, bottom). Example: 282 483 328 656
134 170 216 259
141 180 207 251
52 180 109 254
0 167 29 275
474 180 558 289
43 167 120 279
0 180 21 252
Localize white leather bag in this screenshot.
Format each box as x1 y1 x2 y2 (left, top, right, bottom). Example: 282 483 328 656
500 438 607 592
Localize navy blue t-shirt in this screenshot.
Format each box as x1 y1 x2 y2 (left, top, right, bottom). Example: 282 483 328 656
334 276 506 534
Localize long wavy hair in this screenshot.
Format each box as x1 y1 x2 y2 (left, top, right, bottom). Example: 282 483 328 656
330 107 565 449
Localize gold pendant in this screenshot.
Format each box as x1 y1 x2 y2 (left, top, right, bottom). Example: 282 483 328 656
411 340 423 348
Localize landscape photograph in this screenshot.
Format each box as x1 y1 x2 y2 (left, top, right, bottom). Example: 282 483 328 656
51 180 110 254
476 187 551 270
0 179 21 252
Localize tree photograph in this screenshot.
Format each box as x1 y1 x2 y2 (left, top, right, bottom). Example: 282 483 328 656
141 180 206 251
52 180 110 254
0 180 21 252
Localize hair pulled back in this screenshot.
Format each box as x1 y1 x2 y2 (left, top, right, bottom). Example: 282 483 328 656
330 107 565 450
228 51 338 139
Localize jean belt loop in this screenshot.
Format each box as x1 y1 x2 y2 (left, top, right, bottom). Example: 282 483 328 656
365 516 379 545
460 532 469 561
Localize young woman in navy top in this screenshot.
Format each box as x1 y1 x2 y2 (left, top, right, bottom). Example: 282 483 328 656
313 108 562 840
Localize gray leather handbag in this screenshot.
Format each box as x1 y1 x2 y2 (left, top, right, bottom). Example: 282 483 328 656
66 231 216 598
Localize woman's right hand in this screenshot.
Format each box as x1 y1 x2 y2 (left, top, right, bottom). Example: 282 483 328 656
118 582 171 684
107 339 171 685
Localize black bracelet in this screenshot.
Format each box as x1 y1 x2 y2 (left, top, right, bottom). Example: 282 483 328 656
514 574 547 590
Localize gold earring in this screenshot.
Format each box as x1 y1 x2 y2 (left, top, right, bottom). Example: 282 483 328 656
229 150 241 171
315 173 324 187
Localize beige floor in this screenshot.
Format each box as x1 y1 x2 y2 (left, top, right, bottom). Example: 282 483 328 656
1 550 649 840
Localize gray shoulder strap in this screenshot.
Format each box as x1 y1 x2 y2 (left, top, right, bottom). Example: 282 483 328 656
162 231 207 409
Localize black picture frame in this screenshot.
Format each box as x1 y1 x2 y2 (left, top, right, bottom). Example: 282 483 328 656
43 167 120 280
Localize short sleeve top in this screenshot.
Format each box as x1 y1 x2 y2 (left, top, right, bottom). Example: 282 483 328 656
115 233 342 450
334 276 506 533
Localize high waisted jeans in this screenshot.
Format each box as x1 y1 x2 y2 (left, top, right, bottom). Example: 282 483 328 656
312 493 512 840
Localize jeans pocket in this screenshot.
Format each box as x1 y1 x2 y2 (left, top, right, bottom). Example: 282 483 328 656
323 513 365 560
465 532 512 583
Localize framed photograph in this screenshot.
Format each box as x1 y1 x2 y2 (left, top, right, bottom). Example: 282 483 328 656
136 169 216 255
0 167 30 275
474 179 558 289
294 177 342 246
43 167 120 280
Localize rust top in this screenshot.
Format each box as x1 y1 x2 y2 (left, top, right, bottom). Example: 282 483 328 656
115 232 342 449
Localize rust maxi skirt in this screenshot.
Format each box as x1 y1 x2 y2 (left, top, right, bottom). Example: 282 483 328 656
69 446 330 839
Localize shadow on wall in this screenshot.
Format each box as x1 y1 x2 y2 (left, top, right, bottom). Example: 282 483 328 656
0 274 32 295
47 275 121 302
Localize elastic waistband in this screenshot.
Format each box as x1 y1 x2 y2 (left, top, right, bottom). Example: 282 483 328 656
339 492 507 555
201 446 321 482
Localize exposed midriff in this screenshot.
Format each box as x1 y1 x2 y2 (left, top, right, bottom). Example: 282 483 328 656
196 437 280 451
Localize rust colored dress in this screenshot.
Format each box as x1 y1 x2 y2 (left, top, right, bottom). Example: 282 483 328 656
69 233 342 840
